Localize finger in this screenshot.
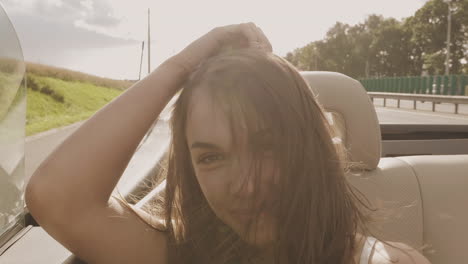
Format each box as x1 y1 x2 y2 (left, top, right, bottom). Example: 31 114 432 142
254 26 273 52
241 22 261 47
221 24 250 48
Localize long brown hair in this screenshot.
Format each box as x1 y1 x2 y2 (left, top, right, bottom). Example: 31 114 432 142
156 48 381 264
125 49 382 263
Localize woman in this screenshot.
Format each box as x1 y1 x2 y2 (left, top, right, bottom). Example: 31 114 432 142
25 23 430 264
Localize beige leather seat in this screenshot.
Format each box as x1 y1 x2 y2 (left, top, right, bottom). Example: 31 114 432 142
301 71 468 264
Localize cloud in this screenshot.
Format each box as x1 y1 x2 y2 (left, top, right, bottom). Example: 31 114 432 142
81 0 121 27
3 0 123 33
2 0 139 62
13 12 136 48
3 11 139 75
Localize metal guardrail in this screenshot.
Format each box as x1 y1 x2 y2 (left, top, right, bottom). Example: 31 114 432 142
368 92 468 114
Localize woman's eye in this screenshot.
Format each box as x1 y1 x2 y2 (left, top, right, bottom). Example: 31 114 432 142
197 153 225 165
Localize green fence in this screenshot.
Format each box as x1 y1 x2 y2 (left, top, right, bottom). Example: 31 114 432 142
359 75 468 96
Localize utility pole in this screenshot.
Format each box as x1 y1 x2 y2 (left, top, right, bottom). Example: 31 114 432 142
444 0 452 76
139 41 144 80
313 46 318 70
147 8 151 74
365 60 370 78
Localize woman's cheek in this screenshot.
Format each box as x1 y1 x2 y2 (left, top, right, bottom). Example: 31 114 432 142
196 167 230 211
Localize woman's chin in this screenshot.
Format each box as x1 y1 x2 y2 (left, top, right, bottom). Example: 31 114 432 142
231 214 277 248
245 231 275 249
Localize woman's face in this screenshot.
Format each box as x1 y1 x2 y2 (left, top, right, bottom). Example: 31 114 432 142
185 88 279 248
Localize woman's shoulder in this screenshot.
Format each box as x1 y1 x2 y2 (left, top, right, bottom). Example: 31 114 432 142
368 238 431 264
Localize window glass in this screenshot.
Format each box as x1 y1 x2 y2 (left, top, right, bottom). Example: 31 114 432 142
0 3 26 237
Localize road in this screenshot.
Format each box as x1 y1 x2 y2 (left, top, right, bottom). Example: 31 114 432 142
373 98 468 124
373 98 468 115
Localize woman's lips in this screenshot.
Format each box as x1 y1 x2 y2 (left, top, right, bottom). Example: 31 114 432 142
231 201 277 215
230 200 278 222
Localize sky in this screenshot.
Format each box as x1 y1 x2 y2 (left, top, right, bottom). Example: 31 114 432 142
1 0 428 80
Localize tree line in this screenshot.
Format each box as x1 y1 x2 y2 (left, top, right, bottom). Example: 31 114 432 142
285 0 468 79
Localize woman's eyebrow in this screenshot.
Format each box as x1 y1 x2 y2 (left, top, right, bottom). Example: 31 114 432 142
190 141 223 150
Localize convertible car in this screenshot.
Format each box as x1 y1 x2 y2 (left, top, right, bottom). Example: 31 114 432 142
1 3 468 264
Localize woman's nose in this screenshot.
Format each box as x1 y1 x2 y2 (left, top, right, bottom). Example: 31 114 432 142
228 154 277 197
229 163 256 197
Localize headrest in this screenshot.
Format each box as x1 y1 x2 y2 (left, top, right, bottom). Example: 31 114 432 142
300 71 381 170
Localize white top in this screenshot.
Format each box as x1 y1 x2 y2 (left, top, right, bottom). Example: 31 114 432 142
359 236 378 264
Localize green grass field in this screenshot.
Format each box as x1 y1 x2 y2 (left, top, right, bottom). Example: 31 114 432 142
26 74 124 136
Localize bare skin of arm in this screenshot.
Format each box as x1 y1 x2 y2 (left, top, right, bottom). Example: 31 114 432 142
25 23 272 264
370 241 432 264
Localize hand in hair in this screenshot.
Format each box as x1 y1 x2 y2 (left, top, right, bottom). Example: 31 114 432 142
168 22 273 74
